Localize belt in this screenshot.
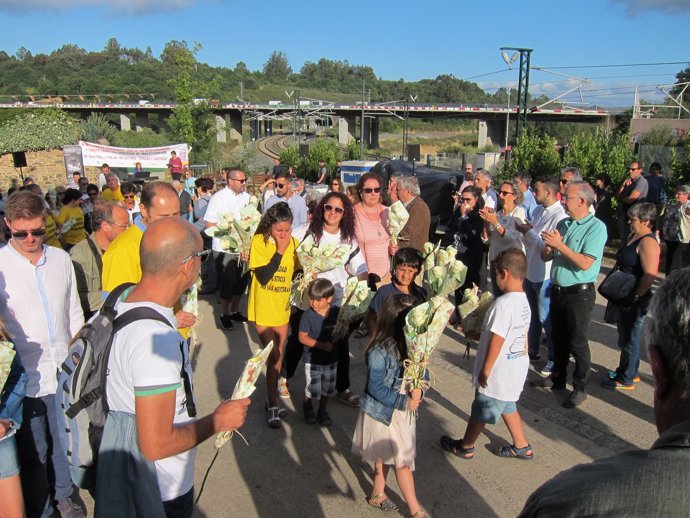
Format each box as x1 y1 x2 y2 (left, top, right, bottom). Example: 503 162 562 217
552 282 594 294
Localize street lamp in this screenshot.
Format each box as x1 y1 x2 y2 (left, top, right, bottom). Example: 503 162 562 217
500 47 532 142
349 68 366 159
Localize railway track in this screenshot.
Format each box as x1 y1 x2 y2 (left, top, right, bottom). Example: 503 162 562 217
256 134 293 159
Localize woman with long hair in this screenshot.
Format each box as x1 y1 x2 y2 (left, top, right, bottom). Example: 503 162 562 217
248 202 300 428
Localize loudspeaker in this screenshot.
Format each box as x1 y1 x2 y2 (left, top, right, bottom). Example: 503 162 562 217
299 144 309 157
407 144 420 162
12 151 27 168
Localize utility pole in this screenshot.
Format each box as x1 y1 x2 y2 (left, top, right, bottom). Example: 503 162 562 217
239 81 244 101
500 47 532 142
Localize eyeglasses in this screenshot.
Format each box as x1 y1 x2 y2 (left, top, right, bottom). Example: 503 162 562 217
109 221 130 229
324 204 344 214
181 249 212 264
230 178 247 183
123 194 136 199
498 190 515 196
12 228 46 240
628 167 640 171
362 187 381 194
564 195 581 201
276 182 288 188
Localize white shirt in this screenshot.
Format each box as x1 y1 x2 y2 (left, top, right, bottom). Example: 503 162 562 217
523 202 568 283
0 243 84 397
473 292 531 402
204 187 250 252
106 300 196 502
483 188 497 210
487 206 526 261
292 225 367 307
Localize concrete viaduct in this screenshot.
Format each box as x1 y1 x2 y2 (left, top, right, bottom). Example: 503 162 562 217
0 101 610 148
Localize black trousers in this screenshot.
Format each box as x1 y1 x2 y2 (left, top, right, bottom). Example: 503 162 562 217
550 284 595 392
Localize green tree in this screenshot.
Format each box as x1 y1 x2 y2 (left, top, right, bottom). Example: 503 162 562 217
500 129 562 180
279 144 304 173
0 109 81 154
111 128 171 148
304 138 341 182
670 140 690 186
81 113 118 144
262 51 292 81
565 128 633 186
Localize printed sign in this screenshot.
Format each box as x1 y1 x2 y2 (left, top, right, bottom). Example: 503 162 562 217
78 141 189 170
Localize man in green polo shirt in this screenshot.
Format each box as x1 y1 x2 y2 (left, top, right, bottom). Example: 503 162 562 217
537 181 607 408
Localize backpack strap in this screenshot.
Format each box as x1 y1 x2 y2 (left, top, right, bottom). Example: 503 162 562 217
100 282 137 320
85 237 103 281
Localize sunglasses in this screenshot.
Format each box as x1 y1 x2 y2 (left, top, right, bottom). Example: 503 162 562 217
498 190 515 196
123 194 136 199
362 187 381 194
12 228 46 240
324 203 344 214
276 182 288 188
181 249 212 264
559 179 569 184
231 178 247 183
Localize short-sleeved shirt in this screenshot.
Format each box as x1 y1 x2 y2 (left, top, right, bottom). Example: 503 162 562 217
473 292 531 402
107 300 196 501
247 234 298 326
101 218 145 293
299 306 340 365
369 282 426 314
44 212 63 249
551 214 607 286
101 187 124 203
56 205 86 245
620 175 648 211
203 187 250 252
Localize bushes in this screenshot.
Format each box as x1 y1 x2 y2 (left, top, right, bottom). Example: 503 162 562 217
565 128 633 186
0 109 81 154
279 138 342 181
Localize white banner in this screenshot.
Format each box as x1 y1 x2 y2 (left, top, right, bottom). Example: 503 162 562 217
78 141 189 170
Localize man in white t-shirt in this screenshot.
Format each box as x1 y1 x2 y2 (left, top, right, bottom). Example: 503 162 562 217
441 248 534 460
99 217 249 517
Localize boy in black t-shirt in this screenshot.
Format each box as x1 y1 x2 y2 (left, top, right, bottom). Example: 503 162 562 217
299 278 340 426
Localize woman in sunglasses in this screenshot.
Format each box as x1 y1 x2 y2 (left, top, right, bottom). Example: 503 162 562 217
329 178 344 193
120 182 140 222
354 172 390 287
55 188 86 251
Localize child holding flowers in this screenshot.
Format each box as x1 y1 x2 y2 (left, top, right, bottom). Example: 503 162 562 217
248 202 299 428
440 248 534 460
352 294 429 518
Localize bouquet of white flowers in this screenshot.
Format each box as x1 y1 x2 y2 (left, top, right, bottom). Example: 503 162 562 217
181 279 201 355
457 285 494 340
291 235 351 306
0 319 15 395
332 277 374 342
421 242 468 299
205 197 261 272
402 296 455 415
388 201 409 247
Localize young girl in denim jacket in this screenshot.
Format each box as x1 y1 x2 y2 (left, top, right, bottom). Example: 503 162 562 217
351 294 429 518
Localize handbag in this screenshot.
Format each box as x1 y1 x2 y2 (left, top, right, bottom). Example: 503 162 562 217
597 265 636 303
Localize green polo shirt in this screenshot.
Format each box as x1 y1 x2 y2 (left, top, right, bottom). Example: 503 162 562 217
551 214 607 287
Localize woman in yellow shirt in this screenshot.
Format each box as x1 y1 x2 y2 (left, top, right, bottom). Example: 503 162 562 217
248 202 299 428
55 189 86 250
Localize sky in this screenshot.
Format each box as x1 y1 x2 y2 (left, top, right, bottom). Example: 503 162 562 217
0 0 689 108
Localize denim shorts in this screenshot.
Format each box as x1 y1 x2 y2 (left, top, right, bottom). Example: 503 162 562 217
471 391 517 425
0 433 20 479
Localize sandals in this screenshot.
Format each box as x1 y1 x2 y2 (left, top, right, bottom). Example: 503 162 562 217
440 435 474 459
337 389 360 408
265 401 288 429
411 512 430 518
495 443 534 460
368 493 398 512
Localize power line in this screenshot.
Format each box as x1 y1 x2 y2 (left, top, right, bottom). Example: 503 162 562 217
534 61 689 70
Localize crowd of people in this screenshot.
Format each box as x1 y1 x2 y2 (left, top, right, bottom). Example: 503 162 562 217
0 157 687 518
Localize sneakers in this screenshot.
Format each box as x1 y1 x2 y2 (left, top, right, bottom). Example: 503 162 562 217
528 352 541 363
303 403 317 425
563 389 587 408
317 409 332 427
607 370 641 383
277 377 290 398
529 378 566 391
601 377 635 390
219 314 234 330
56 492 87 518
229 312 249 322
540 361 554 376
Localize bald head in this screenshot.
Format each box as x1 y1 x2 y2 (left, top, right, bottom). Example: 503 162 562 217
140 218 202 279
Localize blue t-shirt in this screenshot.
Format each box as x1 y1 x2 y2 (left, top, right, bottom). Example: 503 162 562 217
299 306 340 365
369 282 427 314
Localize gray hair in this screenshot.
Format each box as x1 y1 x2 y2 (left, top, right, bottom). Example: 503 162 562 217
561 166 583 181
91 200 114 231
627 202 657 223
105 172 119 183
499 180 524 205
568 181 595 206
676 185 690 196
476 169 492 184
645 268 690 398
514 172 532 186
397 176 421 196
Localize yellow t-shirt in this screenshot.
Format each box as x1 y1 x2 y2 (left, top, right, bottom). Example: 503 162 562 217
44 212 63 249
56 205 86 245
102 187 124 202
248 234 298 326
101 223 143 293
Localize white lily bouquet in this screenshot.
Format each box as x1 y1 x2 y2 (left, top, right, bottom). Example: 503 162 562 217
181 279 200 355
388 201 409 247
215 340 274 449
402 296 455 415
457 285 494 340
0 319 16 395
421 242 468 299
205 196 261 271
291 235 351 306
332 277 375 342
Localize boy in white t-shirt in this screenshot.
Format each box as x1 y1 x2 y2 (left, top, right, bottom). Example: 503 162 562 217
440 248 534 460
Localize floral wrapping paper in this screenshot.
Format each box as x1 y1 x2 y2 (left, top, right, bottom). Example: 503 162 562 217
388 201 410 247
332 277 374 342
421 242 468 299
291 234 351 307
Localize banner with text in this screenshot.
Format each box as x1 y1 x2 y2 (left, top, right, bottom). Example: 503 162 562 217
78 141 189 170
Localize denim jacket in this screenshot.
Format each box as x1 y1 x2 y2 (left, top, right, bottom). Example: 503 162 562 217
360 342 409 426
0 352 28 428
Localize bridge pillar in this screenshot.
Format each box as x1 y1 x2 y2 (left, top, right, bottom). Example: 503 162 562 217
338 116 356 145
158 111 170 133
365 116 380 150
478 120 507 149
229 112 242 142
119 114 131 131
215 115 227 143
135 112 149 132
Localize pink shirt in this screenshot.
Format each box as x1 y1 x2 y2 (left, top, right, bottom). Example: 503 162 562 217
354 203 391 277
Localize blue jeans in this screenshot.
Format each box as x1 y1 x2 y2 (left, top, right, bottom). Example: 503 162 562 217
524 279 553 360
616 295 650 385
16 394 74 518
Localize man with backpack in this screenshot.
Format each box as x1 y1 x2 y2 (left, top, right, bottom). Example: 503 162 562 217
95 217 250 517
0 190 86 518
